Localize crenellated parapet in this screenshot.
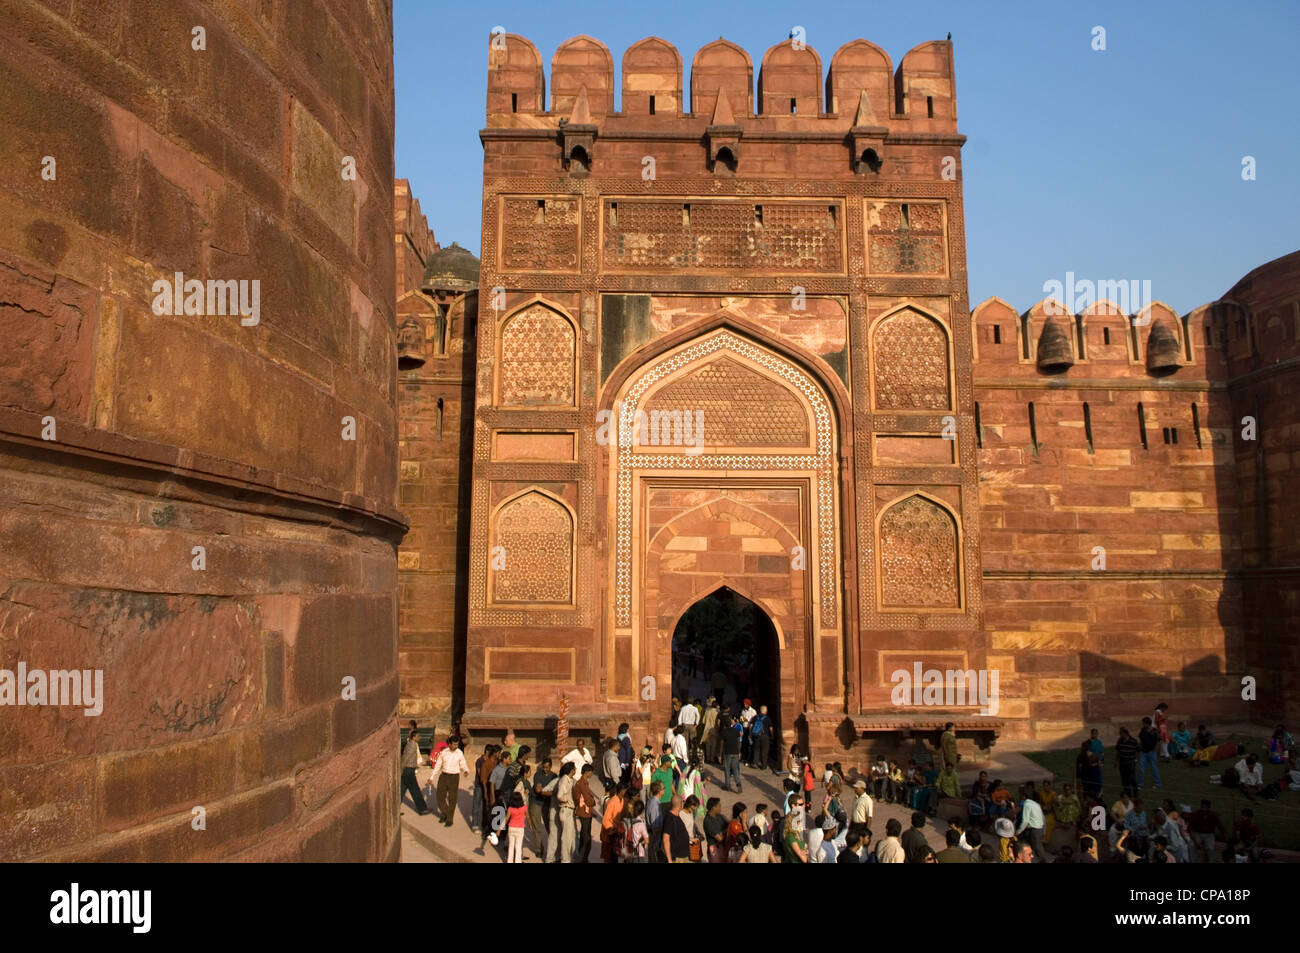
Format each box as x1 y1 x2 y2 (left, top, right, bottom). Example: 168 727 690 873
485 33 958 131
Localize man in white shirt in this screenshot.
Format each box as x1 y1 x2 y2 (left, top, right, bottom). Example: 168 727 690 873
851 779 874 824
1234 754 1264 796
677 697 700 762
562 739 594 774
1015 787 1048 861
431 735 471 828
738 699 756 763
671 726 690 766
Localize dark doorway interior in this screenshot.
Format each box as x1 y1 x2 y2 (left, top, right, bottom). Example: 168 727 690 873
671 587 781 753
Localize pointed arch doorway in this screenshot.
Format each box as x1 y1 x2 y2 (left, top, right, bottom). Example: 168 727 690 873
671 586 782 765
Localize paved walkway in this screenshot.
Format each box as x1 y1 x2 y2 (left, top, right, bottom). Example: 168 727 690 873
401 759 951 863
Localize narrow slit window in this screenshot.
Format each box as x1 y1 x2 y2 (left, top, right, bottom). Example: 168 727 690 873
790 97 797 114
1204 324 1211 347
828 204 837 226
1103 327 1111 346
1075 315 1086 359
974 402 983 448
649 94 655 115
683 203 690 227
511 92 518 113
1163 427 1172 445
1129 316 1140 359
1138 402 1148 449
754 205 764 226
1028 402 1039 456
1084 402 1094 454
993 325 1001 344
609 202 617 227
1021 315 1031 360
1192 402 1203 449
926 95 934 118
1172 427 1179 445
436 398 444 441
900 203 910 229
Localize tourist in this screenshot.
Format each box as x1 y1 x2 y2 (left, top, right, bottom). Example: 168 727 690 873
798 748 816 803
782 795 809 862
1270 724 1294 763
837 829 864 863
669 725 689 769
1123 798 1149 840
710 669 728 707
875 817 905 863
678 696 700 759
739 698 757 763
1195 723 1216 752
502 728 520 762
976 843 999 863
1115 727 1141 797
968 770 992 824
742 823 777 863
562 738 593 776
651 755 675 805
989 778 1014 820
1075 835 1099 863
721 714 743 793
1137 717 1163 790
1150 835 1176 863
869 755 890 801
621 798 649 862
749 704 772 769
1088 727 1105 765
1013 840 1035 863
681 795 701 857
901 811 930 863
529 757 555 858
505 791 527 863
701 698 720 765
554 761 577 863
601 738 621 787
1234 753 1264 798
430 734 471 828
1171 721 1194 760
573 763 597 862
888 760 906 805
472 743 498 833
1154 703 1171 759
848 780 876 832
637 745 655 790
400 727 429 816
616 723 635 783
1054 783 1081 843
961 826 982 858
483 750 512 848
662 795 693 863
1228 808 1261 862
702 797 728 862
1152 808 1189 863
600 780 626 863
994 818 1016 862
940 721 958 771
1016 787 1048 861
644 780 664 842
823 783 846 830
727 802 748 852
936 828 970 862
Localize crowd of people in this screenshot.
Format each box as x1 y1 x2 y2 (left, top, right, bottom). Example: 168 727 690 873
398 703 1295 863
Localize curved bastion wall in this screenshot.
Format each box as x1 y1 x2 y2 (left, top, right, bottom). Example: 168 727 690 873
0 0 403 860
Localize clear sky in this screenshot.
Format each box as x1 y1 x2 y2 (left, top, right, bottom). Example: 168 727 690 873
395 0 1299 313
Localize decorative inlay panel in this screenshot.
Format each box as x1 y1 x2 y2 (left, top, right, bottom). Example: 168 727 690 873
490 491 573 604
879 495 960 608
867 201 947 276
872 308 952 411
602 199 844 274
615 330 838 626
497 304 576 407
641 356 812 448
499 196 581 272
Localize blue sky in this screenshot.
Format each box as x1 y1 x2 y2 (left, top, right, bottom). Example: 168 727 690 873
395 0 1299 312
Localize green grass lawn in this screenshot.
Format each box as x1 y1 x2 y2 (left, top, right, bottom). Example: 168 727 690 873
1022 735 1300 852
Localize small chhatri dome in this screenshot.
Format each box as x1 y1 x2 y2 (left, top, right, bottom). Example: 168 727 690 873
422 241 480 292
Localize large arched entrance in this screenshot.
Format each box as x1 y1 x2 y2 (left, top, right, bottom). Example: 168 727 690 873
671 586 782 761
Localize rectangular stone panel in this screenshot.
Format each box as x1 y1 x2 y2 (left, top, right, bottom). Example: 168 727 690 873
866 200 948 276
497 195 581 272
486 647 576 682
602 198 845 274
874 434 956 465
491 430 577 462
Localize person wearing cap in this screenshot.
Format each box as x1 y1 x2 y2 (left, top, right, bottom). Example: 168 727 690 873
810 813 840 863
851 778 874 825
994 817 1016 862
652 755 676 804
430 734 471 828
